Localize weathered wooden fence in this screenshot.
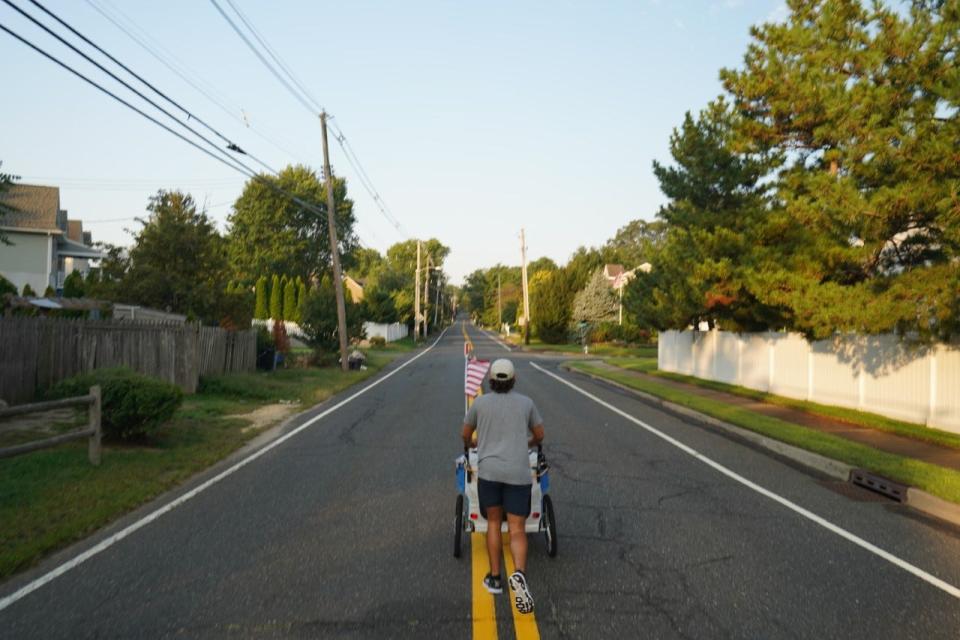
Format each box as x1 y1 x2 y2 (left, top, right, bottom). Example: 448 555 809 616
0 318 255 404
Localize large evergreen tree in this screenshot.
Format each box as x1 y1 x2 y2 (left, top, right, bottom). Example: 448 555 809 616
719 0 960 339
123 190 228 322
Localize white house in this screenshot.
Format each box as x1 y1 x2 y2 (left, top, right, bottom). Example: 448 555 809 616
0 184 103 293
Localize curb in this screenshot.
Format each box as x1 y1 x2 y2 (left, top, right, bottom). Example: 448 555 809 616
562 365 960 529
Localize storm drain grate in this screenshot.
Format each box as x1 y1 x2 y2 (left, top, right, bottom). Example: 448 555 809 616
849 469 907 502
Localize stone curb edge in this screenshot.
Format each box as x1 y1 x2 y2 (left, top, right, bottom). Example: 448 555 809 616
562 364 960 529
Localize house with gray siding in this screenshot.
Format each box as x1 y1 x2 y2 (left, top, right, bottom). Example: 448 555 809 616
0 183 103 293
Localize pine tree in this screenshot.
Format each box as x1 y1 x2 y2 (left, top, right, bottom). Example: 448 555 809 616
719 0 960 339
572 269 619 324
283 277 297 323
254 276 268 320
269 274 282 320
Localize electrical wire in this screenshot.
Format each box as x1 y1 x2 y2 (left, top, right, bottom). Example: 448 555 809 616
222 0 324 113
207 0 317 115
208 0 410 239
3 0 277 175
27 0 263 160
0 23 257 178
0 22 364 250
82 0 309 163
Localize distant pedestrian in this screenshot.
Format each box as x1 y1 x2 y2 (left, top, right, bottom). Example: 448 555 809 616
462 358 544 614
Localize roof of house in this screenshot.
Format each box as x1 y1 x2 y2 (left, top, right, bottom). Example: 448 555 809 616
603 264 624 281
0 184 61 232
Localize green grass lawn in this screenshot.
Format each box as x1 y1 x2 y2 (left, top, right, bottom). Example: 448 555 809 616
568 362 960 505
502 333 657 359
0 344 413 579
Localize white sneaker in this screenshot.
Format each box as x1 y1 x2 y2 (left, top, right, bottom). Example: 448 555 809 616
508 571 534 614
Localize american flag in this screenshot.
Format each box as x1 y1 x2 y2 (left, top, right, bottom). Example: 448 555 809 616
464 358 490 397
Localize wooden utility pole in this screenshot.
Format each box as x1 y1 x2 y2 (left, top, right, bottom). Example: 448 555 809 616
320 112 350 371
434 274 442 326
520 228 531 345
497 273 502 330
414 240 421 341
424 254 431 336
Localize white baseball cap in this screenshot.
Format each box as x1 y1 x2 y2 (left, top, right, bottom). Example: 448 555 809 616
489 358 515 381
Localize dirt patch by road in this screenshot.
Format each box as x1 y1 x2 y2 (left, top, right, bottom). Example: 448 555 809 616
238 402 300 433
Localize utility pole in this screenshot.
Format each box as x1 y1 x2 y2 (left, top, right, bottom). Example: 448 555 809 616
520 228 530 345
424 254 431 336
415 240 421 341
434 272 442 327
320 111 349 371
497 273 502 331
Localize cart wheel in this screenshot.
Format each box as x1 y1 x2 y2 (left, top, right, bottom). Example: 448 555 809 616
542 495 557 558
454 494 465 558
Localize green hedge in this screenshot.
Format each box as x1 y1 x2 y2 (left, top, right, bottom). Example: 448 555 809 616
45 368 183 441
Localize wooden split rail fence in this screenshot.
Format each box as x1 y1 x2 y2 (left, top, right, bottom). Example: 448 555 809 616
0 385 102 465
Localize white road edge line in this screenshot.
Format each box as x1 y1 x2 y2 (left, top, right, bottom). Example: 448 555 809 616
0 327 451 613
477 327 512 352
530 361 960 600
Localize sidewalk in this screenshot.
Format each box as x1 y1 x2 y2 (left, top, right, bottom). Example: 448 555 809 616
583 360 960 473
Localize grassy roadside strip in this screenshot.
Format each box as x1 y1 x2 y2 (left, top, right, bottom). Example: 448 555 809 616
567 362 960 505
0 344 414 580
502 333 658 358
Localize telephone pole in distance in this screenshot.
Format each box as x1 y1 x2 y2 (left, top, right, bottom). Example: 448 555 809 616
520 228 531 345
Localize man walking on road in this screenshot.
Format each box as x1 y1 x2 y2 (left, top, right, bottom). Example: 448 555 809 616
462 358 545 614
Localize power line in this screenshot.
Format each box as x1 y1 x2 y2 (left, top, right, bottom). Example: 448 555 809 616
207 0 317 115
0 22 257 178
207 0 410 240
3 0 277 175
222 0 324 112
0 22 366 249
82 0 309 163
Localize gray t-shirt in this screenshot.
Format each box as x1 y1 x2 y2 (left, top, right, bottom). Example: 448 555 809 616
464 391 543 485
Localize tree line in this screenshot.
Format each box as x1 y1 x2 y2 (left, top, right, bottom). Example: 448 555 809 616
9 164 451 347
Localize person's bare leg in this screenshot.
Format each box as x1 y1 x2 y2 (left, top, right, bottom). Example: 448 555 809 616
485 506 503 577
507 514 528 573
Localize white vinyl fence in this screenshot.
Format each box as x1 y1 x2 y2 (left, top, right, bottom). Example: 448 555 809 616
254 319 409 343
363 321 409 343
658 330 960 433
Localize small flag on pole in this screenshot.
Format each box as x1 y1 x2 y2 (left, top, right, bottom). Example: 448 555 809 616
465 358 490 398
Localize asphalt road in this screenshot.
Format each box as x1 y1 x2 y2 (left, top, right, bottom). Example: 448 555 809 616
2 321 959 639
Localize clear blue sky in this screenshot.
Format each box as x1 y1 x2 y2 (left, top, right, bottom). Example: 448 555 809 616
1 0 786 283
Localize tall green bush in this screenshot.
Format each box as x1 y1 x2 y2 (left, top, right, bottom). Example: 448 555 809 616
531 270 573 344
45 368 183 440
0 274 17 297
296 278 308 323
283 277 297 323
269 274 282 320
62 271 85 298
254 275 268 319
21 283 36 297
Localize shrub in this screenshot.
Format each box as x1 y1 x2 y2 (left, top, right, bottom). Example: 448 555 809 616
0 275 17 298
45 368 183 441
369 336 386 347
21 283 36 297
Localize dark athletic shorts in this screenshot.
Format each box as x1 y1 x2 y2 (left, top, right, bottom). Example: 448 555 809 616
478 478 532 518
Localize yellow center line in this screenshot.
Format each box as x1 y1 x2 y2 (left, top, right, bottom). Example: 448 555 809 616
471 532 499 639
502 533 541 639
